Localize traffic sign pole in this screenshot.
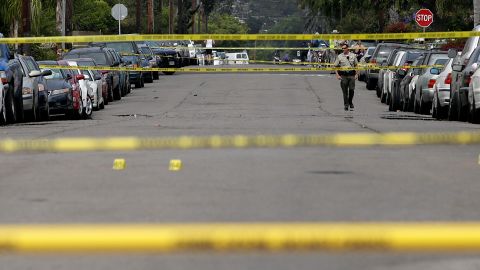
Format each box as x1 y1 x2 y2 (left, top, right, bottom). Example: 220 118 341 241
118 4 121 35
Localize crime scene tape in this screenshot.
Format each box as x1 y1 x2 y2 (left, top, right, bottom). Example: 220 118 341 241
0 131 479 153
3 223 480 253
38 64 439 73
1 31 479 43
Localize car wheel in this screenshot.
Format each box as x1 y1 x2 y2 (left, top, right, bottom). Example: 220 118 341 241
82 95 93 119
448 91 458 121
107 83 114 102
470 94 480 124
366 78 376 91
457 93 467 122
39 99 50 122
153 71 159 80
146 72 154 83
73 98 83 119
5 85 16 124
414 95 420 114
135 78 142 88
14 86 24 123
419 95 430 115
380 88 387 104
163 71 175 75
113 83 121 101
140 77 145 88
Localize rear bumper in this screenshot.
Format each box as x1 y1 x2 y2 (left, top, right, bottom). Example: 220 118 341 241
437 88 450 107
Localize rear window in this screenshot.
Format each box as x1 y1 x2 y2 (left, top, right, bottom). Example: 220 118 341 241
375 46 396 62
64 52 107 65
106 42 136 53
428 54 448 65
406 52 423 62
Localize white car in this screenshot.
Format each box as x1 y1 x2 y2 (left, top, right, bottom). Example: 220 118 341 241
432 58 453 119
0 77 5 125
468 63 480 123
65 60 94 119
383 51 407 103
225 52 249 65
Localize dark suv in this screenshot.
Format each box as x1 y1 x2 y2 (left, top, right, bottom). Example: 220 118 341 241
63 47 122 100
90 42 143 88
365 43 410 91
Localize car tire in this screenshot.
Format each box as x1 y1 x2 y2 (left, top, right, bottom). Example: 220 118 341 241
380 89 387 104
14 87 24 123
457 93 467 122
140 77 145 88
414 94 420 114
113 83 121 101
163 71 175 75
366 78 376 91
469 94 480 124
107 83 114 102
39 101 50 122
5 85 16 124
73 98 83 120
145 72 154 83
82 95 93 119
153 71 159 80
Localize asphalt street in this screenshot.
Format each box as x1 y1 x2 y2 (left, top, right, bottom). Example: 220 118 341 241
1 70 480 270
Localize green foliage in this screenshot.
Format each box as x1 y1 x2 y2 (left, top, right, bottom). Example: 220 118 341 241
72 0 116 33
30 44 57 61
207 13 249 47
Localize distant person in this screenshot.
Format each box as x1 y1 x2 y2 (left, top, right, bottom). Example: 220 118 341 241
334 42 358 111
205 39 215 65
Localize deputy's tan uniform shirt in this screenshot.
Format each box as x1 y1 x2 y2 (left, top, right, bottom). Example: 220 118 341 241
334 52 358 72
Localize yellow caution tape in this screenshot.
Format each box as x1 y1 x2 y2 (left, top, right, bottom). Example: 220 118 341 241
38 64 438 73
3 223 480 253
0 131 479 153
1 31 478 43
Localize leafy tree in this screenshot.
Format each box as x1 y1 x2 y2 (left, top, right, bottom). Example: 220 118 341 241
72 0 116 33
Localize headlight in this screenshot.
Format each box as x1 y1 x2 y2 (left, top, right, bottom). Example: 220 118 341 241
51 88 69 95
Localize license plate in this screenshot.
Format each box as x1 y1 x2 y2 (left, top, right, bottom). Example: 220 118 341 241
169 61 175 65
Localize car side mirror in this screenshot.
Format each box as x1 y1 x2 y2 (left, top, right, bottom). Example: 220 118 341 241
41 69 52 76
398 69 406 76
472 63 479 71
75 74 85 80
65 73 72 80
148 56 153 60
430 68 440 75
448 48 458 58
111 61 120 67
28 70 42 77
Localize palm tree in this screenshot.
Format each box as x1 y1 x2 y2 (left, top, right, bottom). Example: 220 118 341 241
475 0 480 26
0 0 42 37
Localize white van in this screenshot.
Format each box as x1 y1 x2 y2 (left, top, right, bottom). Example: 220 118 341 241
225 52 249 65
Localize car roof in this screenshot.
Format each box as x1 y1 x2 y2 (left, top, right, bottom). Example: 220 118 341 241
37 60 57 65
68 47 106 53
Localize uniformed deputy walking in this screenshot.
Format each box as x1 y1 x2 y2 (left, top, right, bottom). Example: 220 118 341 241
334 43 358 111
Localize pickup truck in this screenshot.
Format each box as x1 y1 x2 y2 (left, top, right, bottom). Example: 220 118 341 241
0 34 24 123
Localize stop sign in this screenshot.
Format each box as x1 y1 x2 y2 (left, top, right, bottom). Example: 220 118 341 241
415 9 433 28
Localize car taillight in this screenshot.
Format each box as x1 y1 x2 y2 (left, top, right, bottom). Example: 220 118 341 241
428 79 436 88
0 71 7 84
444 73 452 84
371 59 376 64
465 75 472 85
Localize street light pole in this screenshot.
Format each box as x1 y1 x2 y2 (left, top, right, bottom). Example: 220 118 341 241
62 0 66 50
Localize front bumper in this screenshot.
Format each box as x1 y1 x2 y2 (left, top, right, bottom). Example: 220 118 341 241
48 92 72 114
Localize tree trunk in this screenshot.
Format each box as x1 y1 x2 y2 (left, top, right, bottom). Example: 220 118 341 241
136 0 142 33
56 0 62 34
191 0 196 34
475 0 480 27
169 0 174 34
159 0 162 33
147 0 153 33
21 0 31 55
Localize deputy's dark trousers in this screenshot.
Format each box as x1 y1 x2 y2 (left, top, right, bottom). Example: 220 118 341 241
340 76 355 106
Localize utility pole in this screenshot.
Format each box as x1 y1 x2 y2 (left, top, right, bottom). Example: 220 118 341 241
475 0 480 26
191 0 196 34
136 0 141 33
21 0 31 55
65 0 73 49
147 0 153 33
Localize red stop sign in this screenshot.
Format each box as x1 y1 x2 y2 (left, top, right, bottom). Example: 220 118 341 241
415 9 433 28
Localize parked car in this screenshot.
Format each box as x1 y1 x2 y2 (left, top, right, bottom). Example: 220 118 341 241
225 52 249 64
0 34 24 123
358 46 376 82
104 47 130 96
413 50 449 114
38 61 84 118
17 55 51 121
365 43 410 90
432 58 454 119
0 74 5 125
90 41 144 89
468 63 480 123
381 49 407 104
398 56 424 112
388 50 424 111
448 25 480 121
145 41 179 75
63 47 121 101
377 48 409 102
137 44 156 83
64 60 94 119
72 58 106 110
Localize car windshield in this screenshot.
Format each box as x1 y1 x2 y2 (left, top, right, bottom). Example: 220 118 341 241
64 52 106 65
106 42 136 53
42 68 63 80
